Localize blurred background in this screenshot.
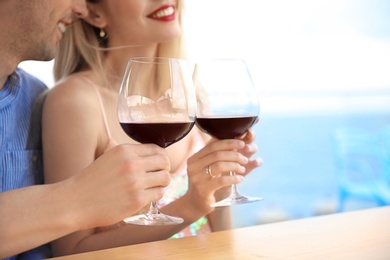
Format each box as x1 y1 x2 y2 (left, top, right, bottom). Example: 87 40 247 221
20 0 390 228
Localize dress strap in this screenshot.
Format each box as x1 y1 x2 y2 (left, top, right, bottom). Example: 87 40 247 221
81 77 112 140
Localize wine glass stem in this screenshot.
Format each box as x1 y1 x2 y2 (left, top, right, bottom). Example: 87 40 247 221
230 171 240 197
149 201 159 215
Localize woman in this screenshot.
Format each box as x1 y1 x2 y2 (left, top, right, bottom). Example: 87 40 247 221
42 0 262 256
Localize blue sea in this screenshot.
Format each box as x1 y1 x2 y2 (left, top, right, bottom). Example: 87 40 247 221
232 96 390 228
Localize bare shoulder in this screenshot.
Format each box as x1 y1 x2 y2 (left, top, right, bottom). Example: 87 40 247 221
44 72 99 112
42 72 102 133
47 72 96 102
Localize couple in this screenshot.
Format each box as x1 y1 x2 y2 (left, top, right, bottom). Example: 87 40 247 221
0 0 262 259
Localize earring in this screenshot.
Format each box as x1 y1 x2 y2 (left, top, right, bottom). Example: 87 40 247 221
99 28 106 38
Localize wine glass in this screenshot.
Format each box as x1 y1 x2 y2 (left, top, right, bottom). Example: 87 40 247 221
118 57 197 225
193 58 263 207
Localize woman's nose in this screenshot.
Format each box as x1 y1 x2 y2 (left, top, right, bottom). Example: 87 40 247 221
72 0 88 18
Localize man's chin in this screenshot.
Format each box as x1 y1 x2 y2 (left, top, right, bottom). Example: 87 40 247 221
38 47 56 62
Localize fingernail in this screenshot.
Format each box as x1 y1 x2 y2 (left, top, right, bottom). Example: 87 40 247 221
236 175 244 182
237 140 245 147
243 157 249 164
255 157 263 166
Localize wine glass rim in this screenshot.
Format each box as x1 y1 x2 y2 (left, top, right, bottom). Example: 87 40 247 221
129 57 185 64
196 58 247 63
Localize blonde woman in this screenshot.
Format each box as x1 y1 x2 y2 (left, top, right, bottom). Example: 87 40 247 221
42 0 262 256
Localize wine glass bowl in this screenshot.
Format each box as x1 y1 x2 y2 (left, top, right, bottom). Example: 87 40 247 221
118 57 196 225
193 58 262 207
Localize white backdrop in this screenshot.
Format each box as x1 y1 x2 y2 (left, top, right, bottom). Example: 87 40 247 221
20 0 390 114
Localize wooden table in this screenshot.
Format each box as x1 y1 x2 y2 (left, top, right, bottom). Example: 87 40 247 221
50 206 390 259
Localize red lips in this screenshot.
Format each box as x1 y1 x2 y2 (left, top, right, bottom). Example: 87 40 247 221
147 4 176 22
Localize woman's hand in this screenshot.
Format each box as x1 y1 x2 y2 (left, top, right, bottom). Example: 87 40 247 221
236 129 263 177
184 139 248 214
183 126 263 213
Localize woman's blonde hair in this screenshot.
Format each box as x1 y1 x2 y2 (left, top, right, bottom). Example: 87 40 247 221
54 0 185 82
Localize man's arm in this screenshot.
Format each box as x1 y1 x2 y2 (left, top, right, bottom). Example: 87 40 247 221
0 144 171 259
0 181 77 259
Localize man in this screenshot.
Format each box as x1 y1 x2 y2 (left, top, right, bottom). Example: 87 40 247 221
0 1 171 259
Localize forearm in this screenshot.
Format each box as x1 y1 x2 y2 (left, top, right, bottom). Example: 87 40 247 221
53 195 209 256
207 185 233 231
0 182 77 259
207 207 232 231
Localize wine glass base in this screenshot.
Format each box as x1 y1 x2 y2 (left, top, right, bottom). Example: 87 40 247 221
211 194 263 207
123 213 184 226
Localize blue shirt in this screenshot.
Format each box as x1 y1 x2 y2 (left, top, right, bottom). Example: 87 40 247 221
1 68 51 259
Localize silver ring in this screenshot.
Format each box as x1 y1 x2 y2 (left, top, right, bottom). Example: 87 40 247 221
205 165 215 179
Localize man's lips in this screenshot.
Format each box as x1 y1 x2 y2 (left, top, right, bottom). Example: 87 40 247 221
147 5 176 21
57 20 73 34
58 22 67 33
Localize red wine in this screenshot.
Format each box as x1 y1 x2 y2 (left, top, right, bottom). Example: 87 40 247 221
120 122 195 148
196 116 258 139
